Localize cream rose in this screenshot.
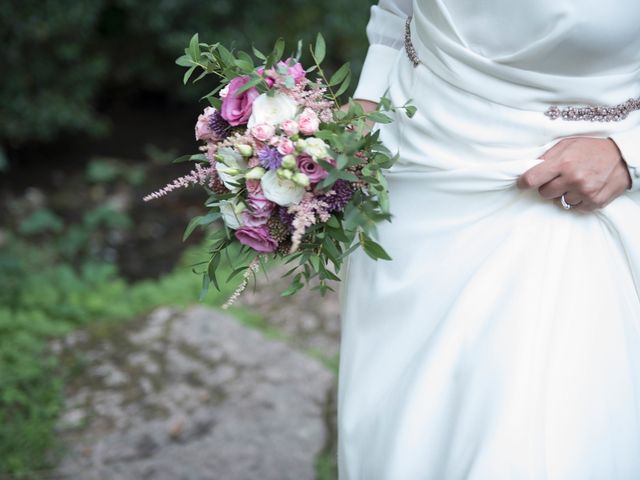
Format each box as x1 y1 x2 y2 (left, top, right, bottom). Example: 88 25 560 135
260 169 306 206
303 137 330 160
247 92 298 129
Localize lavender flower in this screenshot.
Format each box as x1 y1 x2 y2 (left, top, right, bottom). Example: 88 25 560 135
258 147 283 170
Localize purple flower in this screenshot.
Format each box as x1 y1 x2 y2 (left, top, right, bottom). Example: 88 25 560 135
278 206 295 233
235 225 278 253
221 76 260 126
319 180 354 212
258 147 283 170
208 109 232 139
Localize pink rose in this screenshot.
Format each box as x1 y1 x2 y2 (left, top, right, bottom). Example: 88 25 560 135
297 108 320 135
296 153 329 184
277 59 306 84
277 138 295 155
195 106 218 141
221 76 260 126
256 67 276 88
251 123 276 142
280 119 299 136
235 225 278 253
269 136 280 146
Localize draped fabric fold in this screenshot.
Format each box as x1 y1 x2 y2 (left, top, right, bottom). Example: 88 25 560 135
338 1 640 478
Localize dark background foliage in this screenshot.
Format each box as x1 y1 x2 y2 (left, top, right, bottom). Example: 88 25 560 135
0 0 372 152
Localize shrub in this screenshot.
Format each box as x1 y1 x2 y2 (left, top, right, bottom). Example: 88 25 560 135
0 0 372 149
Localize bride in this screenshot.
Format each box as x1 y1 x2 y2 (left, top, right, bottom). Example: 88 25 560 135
337 0 640 478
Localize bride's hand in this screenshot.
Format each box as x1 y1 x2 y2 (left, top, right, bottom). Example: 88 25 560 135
340 98 379 134
516 136 632 212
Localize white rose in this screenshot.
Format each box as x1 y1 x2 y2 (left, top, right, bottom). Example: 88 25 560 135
215 147 247 192
260 169 305 206
303 137 330 160
247 92 298 129
218 199 245 230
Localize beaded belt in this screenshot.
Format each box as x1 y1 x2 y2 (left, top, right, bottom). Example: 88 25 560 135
403 16 640 122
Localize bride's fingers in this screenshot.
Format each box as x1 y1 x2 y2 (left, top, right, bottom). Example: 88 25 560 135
563 191 583 205
538 137 574 161
537 176 569 200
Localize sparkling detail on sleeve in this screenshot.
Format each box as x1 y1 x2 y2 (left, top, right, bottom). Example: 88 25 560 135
404 16 420 68
544 97 640 122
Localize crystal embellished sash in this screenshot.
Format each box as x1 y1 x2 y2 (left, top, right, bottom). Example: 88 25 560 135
403 16 640 122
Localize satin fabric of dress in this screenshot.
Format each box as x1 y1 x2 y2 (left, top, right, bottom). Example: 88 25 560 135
337 1 640 479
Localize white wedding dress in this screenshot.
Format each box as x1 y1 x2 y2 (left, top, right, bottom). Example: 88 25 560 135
337 1 640 478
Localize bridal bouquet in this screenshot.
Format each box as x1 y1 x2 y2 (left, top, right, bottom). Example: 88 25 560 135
144 33 415 307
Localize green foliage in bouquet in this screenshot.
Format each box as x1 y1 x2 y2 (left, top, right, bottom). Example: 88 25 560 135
154 33 416 303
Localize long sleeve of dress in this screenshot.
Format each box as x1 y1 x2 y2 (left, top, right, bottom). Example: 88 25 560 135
609 128 640 191
352 0 413 104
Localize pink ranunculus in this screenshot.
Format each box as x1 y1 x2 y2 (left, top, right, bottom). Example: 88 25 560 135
195 106 218 141
277 138 295 155
221 76 260 126
256 67 276 88
246 179 261 194
241 211 269 227
242 188 275 227
297 108 320 135
296 153 329 184
278 59 307 84
247 189 276 218
251 123 276 142
235 224 278 253
280 119 299 136
245 179 262 194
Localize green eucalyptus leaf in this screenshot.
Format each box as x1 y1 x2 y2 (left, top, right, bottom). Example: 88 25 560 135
216 44 236 68
227 265 249 283
362 237 392 261
367 112 394 124
208 254 221 291
252 45 267 60
183 212 220 241
314 33 326 64
189 33 200 61
329 63 350 86
199 273 210 301
176 55 193 67
183 65 196 85
334 72 352 97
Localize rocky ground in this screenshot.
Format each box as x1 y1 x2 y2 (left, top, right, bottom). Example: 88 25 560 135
53 267 342 480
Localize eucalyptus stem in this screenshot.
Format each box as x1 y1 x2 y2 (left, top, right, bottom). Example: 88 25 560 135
309 47 340 108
